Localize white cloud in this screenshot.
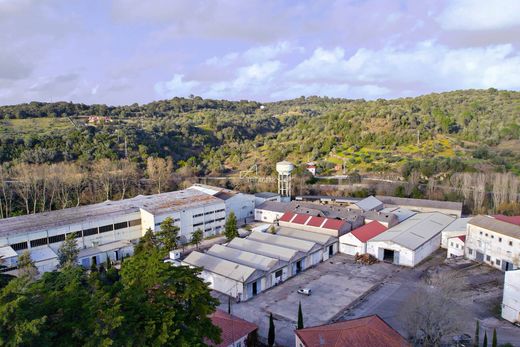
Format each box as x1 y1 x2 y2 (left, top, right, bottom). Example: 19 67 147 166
437 0 520 30
154 74 199 98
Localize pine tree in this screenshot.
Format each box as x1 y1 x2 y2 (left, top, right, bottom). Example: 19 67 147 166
156 217 179 252
58 233 80 268
474 320 480 347
224 211 238 241
491 328 497 347
191 228 203 249
17 250 38 279
268 313 275 347
297 301 304 329
228 296 231 315
483 331 488 347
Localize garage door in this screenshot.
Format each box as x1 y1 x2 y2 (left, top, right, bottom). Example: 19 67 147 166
340 243 357 255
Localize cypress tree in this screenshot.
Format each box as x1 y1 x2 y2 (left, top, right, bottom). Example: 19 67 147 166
297 301 304 329
491 328 497 347
474 320 480 347
268 313 275 347
228 296 231 315
483 331 488 347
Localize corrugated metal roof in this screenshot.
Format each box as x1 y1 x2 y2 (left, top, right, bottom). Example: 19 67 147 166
376 195 463 211
279 212 295 222
493 215 520 227
370 212 455 250
349 221 388 243
183 251 261 283
256 201 290 213
380 207 416 223
254 192 279 199
0 246 17 259
469 215 520 239
292 214 311 224
226 237 299 262
247 231 318 253
206 244 282 271
307 216 326 227
323 219 347 230
354 196 383 212
276 227 336 246
78 240 132 259
443 217 470 232
30 246 58 262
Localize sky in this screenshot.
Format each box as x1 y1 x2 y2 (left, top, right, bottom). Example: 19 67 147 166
1 0 520 106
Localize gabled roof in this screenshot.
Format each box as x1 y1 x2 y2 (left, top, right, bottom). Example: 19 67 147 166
458 235 466 242
255 201 289 213
276 227 337 246
30 246 58 262
469 215 520 239
307 216 327 227
370 213 455 250
350 221 388 243
206 244 282 271
296 315 409 347
493 215 520 227
293 214 312 224
443 217 471 233
322 219 347 230
354 196 383 212
254 192 279 199
182 251 262 283
226 237 300 262
247 231 318 253
208 310 257 347
279 212 296 222
375 195 462 211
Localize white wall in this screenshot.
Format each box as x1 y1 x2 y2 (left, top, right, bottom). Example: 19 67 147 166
447 238 465 258
412 234 441 266
226 194 255 222
339 233 365 255
502 270 520 323
255 208 284 223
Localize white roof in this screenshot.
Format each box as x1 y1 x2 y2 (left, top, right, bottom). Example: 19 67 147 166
443 217 471 233
206 244 282 271
276 227 336 246
370 212 455 250
380 207 416 223
354 196 383 212
30 246 58 262
247 231 318 253
227 237 300 262
78 240 133 259
0 246 17 259
182 251 261 283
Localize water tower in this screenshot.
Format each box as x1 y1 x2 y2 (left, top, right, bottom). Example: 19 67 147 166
276 161 294 202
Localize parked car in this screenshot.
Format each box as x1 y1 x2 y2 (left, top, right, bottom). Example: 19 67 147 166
452 333 472 346
297 288 312 296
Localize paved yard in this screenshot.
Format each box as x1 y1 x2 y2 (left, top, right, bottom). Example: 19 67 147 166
213 253 397 347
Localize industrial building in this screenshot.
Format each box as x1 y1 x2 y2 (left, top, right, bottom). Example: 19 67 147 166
367 213 455 267
189 184 255 223
339 221 387 256
502 269 520 324
375 195 463 217
464 215 520 271
254 201 290 223
352 196 384 212
441 217 470 249
278 211 350 237
254 192 280 206
276 227 338 261
447 236 465 258
0 188 226 274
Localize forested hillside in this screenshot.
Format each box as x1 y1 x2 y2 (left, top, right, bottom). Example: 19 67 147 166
0 89 519 216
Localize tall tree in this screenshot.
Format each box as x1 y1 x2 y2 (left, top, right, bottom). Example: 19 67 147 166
134 228 157 255
492 328 497 347
475 321 480 347
268 313 275 347
156 217 179 252
224 211 239 241
57 233 80 268
297 301 304 329
17 250 38 279
483 331 488 347
191 228 203 249
147 157 173 193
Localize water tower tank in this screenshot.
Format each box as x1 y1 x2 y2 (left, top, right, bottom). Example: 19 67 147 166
276 161 294 175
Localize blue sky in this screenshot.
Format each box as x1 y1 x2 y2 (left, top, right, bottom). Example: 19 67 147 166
1 0 520 105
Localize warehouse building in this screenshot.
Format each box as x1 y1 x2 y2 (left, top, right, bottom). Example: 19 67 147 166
352 196 384 212
447 236 465 258
254 192 280 206
379 207 416 223
189 184 255 223
254 201 290 223
367 213 455 267
182 251 265 301
376 196 463 217
441 217 470 249
276 227 338 261
278 212 350 237
0 189 226 274
464 215 520 271
206 244 288 287
502 269 520 324
339 221 387 256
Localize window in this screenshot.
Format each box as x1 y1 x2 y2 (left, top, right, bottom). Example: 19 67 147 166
509 241 513 246
49 234 65 243
499 237 502 242
491 235 494 239
30 237 48 247
83 228 98 236
69 231 81 238
486 255 491 261
450 242 454 247
99 224 114 233
215 217 225 222
114 221 128 230
128 219 141 227
11 241 28 251
193 222 204 227
485 233 488 237
480 231 483 235
468 248 473 255
193 213 204 218
496 259 501 266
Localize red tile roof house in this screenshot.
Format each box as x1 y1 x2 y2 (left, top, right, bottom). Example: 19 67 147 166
339 221 387 256
208 310 258 347
278 212 350 237
295 315 410 347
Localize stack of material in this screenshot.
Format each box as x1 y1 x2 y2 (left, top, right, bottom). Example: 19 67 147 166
354 253 379 265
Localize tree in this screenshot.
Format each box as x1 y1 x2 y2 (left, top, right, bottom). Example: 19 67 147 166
156 217 179 253
268 313 275 347
191 228 203 250
134 227 157 255
228 295 231 314
492 328 497 347
483 331 488 347
297 301 304 329
58 233 80 268
17 250 38 279
147 157 173 193
0 257 15 289
475 320 480 347
224 211 239 241
246 329 259 347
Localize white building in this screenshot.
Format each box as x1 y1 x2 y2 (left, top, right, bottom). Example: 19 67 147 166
339 221 387 256
376 196 463 217
254 192 280 206
353 196 384 212
209 310 258 347
276 227 338 261
447 236 465 258
502 270 520 324
441 217 470 249
254 201 290 223
278 212 350 237
189 184 256 223
367 213 455 267
465 215 520 271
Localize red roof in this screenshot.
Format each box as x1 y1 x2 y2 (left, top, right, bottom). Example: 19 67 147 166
307 216 326 227
350 221 388 243
458 235 466 242
493 215 520 227
296 315 410 347
279 212 295 222
208 310 258 347
322 219 346 230
292 214 311 225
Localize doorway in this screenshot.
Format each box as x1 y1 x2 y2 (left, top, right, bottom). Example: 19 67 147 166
252 281 258 296
296 260 302 274
503 260 513 271
329 245 334 256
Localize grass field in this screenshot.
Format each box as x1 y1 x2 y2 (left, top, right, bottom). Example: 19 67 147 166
0 118 74 136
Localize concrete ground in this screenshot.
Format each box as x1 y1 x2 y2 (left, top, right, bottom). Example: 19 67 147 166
213 253 397 347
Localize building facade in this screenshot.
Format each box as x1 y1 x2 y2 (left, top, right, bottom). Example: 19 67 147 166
502 270 520 324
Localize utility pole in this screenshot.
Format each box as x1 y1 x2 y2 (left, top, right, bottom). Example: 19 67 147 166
417 130 420 146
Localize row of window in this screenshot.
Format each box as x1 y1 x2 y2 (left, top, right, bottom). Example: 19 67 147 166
193 217 226 228
193 209 226 218
478 231 514 246
9 219 142 251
